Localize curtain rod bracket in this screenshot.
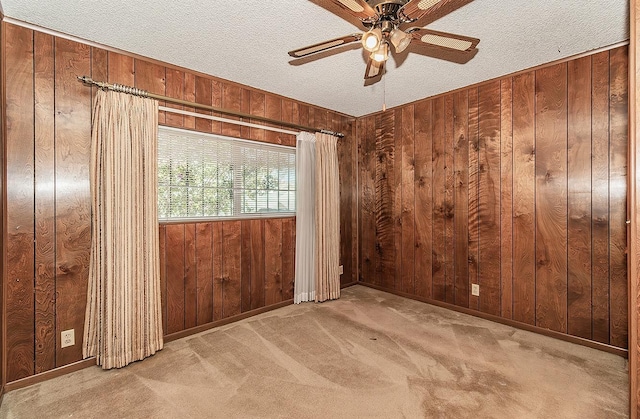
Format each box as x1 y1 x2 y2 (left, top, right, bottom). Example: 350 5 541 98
77 75 345 138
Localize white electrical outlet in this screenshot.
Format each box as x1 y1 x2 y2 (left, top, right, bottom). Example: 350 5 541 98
61 329 75 348
338 265 344 275
471 284 480 297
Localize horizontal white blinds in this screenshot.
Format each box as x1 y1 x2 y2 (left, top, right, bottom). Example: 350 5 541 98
158 126 296 220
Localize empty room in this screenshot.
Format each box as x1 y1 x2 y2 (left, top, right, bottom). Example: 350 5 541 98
1 0 640 417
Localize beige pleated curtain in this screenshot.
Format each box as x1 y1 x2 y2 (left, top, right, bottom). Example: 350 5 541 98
83 89 164 369
293 132 341 303
314 133 341 301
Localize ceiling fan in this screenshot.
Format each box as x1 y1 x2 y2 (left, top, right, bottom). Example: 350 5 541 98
288 0 479 79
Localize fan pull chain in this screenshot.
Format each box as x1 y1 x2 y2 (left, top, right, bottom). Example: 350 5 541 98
382 74 387 112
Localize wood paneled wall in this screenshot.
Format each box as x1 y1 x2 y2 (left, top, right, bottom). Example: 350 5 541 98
159 218 296 335
357 46 629 348
0 16 5 391
3 22 357 383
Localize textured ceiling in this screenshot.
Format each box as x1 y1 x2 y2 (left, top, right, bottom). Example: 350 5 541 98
1 0 630 117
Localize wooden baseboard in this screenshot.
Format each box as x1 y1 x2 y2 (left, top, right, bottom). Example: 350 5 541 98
341 281 358 288
358 282 628 358
5 358 97 393
164 299 293 343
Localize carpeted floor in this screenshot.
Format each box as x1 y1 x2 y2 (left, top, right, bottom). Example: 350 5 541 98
0 285 629 418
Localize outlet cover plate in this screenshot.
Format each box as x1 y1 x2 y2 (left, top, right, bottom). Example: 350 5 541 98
339 265 344 275
471 284 480 296
61 329 75 348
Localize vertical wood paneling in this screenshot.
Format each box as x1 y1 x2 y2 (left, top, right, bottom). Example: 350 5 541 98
265 95 282 145
249 91 265 142
535 62 568 333
453 91 469 307
401 105 415 294
393 109 403 291
241 220 253 312
194 76 212 133
281 99 296 147
512 72 536 325
158 226 167 333
6 23 35 382
34 31 56 374
608 46 629 348
567 56 593 339
249 219 265 310
478 81 502 316
357 48 627 349
222 221 242 318
376 112 396 289
196 223 214 325
212 223 224 321
432 97 446 301
468 88 480 311
3 23 359 381
414 100 433 299
134 60 165 123
184 224 197 329
591 51 611 344
165 224 185 333
282 218 296 300
107 52 134 85
241 89 252 140
443 95 455 304
184 73 196 130
211 80 222 134
264 219 283 305
359 117 376 283
54 37 92 367
221 83 242 138
337 115 354 285
164 69 185 128
500 79 514 319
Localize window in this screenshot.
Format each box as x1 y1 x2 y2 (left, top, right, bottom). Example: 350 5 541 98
158 126 296 220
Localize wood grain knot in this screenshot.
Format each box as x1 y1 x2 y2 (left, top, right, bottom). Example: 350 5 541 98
537 258 549 267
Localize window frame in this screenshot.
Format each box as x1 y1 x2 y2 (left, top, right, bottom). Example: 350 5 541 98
157 126 296 223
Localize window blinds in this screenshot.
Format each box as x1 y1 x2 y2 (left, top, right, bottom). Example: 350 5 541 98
158 126 296 220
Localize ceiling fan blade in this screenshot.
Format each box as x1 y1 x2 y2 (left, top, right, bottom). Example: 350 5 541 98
288 33 363 58
410 28 479 52
329 0 377 20
364 57 385 79
401 0 468 22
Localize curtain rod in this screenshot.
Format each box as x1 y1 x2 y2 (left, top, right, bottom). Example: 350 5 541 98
158 106 299 136
77 76 344 138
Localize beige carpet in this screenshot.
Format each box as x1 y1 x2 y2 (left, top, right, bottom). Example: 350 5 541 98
0 285 629 418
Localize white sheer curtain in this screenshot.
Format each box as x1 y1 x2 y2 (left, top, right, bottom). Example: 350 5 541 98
294 132 316 303
83 89 164 369
294 131 341 303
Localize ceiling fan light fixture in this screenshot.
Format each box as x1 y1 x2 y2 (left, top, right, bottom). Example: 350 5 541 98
362 27 382 52
390 28 411 53
371 42 389 62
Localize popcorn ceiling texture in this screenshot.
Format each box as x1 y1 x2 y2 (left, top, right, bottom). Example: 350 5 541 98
2 0 629 117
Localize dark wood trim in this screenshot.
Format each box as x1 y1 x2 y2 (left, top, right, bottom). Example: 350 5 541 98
360 41 630 119
4 358 96 392
358 282 629 358
164 299 293 343
629 1 639 417
341 281 358 288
